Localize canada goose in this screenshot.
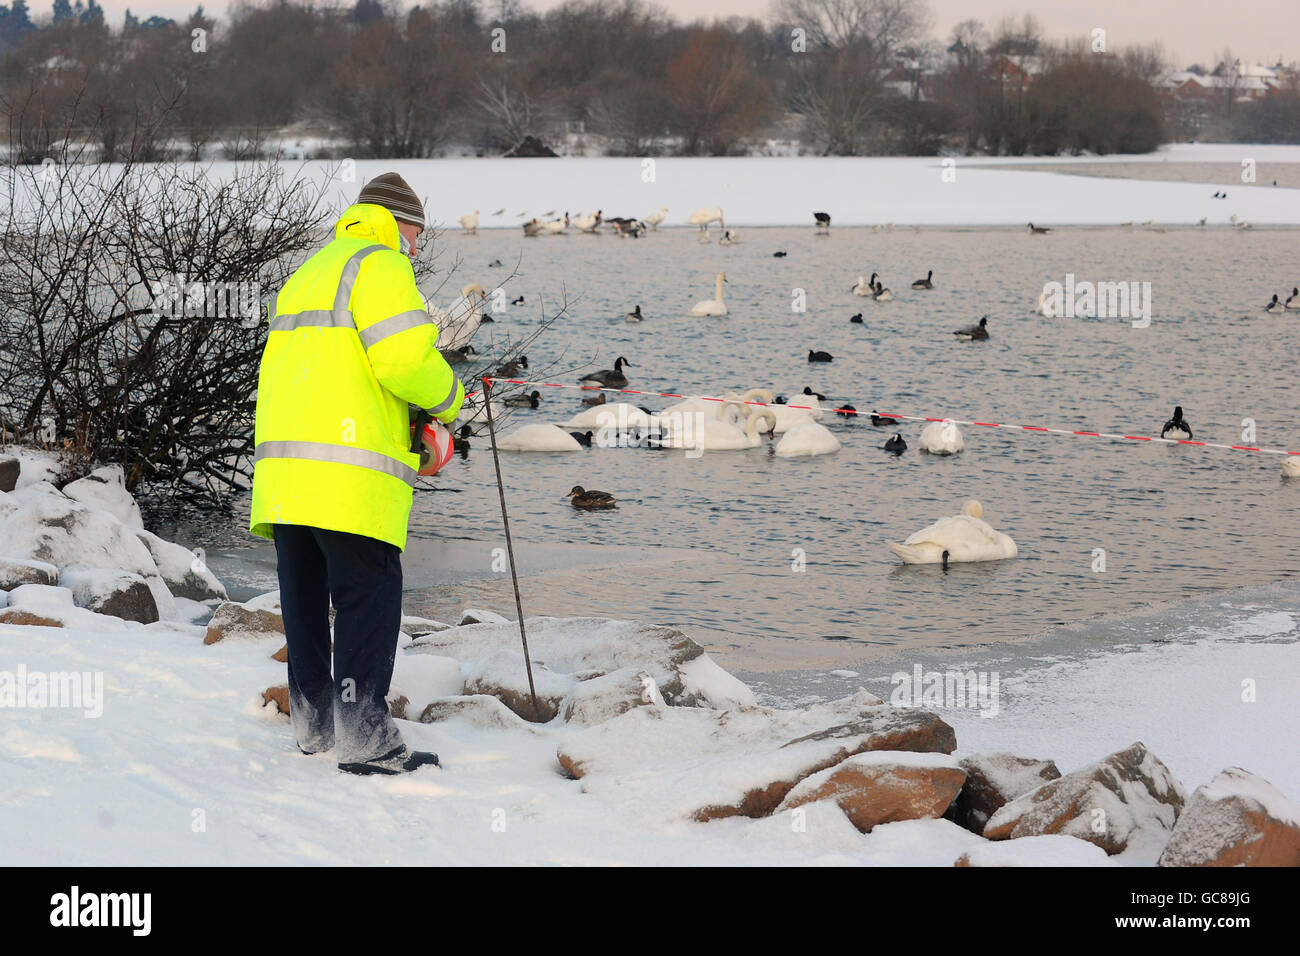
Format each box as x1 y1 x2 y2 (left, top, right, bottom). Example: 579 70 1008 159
495 355 529 377
1265 294 1285 314
1161 406 1192 440
1286 287 1299 310
802 386 827 401
808 350 833 362
872 279 893 301
522 219 543 237
813 211 831 233
459 210 480 233
870 411 899 427
580 356 633 388
911 270 934 289
1212 191 1222 198
850 313 863 324
440 344 478 364
626 305 644 323
504 390 541 409
488 259 503 268
773 251 788 258
954 316 989 340
719 229 741 245
1028 223 1051 234
568 431 594 447
884 433 907 454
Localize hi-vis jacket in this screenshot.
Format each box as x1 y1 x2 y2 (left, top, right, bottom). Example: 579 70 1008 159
249 203 465 551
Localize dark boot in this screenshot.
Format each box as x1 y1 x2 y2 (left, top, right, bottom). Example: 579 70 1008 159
338 746 440 776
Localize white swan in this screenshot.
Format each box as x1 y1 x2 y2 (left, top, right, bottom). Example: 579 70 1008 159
563 403 652 431
428 283 487 350
719 229 741 245
775 422 840 457
889 501 1018 566
1283 458 1300 478
541 213 569 235
732 388 819 432
686 207 724 233
919 420 965 455
459 210 479 234
691 273 727 316
573 210 601 232
661 403 774 451
852 275 874 297
495 423 581 452
644 207 668 230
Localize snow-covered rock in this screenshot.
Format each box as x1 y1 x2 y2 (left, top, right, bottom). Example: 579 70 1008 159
955 834 1114 867
388 653 464 716
463 650 577 722
556 691 955 823
948 751 1062 834
2 482 157 579
400 615 452 637
0 583 129 631
203 598 285 644
418 694 542 732
0 555 58 590
984 742 1186 855
134 530 227 602
458 608 510 626
1157 767 1300 867
62 466 143 530
59 564 159 624
559 667 664 725
778 751 967 833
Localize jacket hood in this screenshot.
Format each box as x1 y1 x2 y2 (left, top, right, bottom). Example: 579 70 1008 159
335 203 401 252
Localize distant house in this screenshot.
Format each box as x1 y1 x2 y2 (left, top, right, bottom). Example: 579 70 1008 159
37 54 80 87
988 55 1045 92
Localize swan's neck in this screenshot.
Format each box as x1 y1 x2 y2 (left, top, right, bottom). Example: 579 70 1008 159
715 275 725 301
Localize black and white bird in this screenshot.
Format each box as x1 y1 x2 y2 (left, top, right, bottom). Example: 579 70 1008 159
872 279 893 301
813 211 831 233
504 390 541 409
911 269 934 289
1161 406 1193 440
808 350 833 363
870 411 899 427
1265 294 1285 314
836 403 856 418
1285 287 1299 310
625 305 644 323
511 295 525 306
580 356 633 388
1028 223 1051 235
954 316 989 340
884 433 907 454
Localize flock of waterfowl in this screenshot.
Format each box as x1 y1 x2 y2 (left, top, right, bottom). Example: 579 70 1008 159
439 208 1300 558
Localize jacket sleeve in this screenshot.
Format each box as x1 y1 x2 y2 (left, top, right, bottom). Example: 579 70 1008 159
350 249 466 424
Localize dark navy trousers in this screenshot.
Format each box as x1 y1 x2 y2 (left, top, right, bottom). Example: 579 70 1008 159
272 524 405 764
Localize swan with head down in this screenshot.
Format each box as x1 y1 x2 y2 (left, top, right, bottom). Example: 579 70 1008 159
889 500 1017 566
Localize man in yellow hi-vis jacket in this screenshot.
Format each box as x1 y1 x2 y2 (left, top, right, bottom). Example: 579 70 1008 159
250 172 464 775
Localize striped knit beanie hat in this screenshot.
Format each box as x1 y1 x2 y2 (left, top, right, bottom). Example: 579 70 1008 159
357 172 425 230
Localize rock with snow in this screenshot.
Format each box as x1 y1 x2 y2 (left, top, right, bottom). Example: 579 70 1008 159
1157 767 1300 867
2 482 158 579
560 667 664 725
418 694 542 732
955 834 1114 867
0 556 58 590
203 598 285 645
0 583 129 631
462 650 576 722
984 742 1186 855
401 615 452 637
556 691 954 823
62 466 143 530
388 653 464 716
0 457 18 493
458 608 511 626
779 751 967 833
134 530 227 602
948 751 1062 833
263 685 290 715
59 564 160 624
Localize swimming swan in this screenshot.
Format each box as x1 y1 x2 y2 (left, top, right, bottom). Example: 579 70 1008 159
691 273 728 316
889 500 1018 566
495 423 582 452
919 420 965 455
775 422 841 457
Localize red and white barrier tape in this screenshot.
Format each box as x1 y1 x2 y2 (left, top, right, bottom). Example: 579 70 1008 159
468 377 1300 459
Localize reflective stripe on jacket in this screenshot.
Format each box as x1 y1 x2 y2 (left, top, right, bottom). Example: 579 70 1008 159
249 203 465 550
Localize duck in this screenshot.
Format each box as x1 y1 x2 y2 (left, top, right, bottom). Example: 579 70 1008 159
459 210 480 234
1286 287 1299 310
1028 222 1051 234
690 273 728 316
569 430 594 447
567 485 616 509
919 420 965 455
488 259 503 268
573 210 602 232
719 229 741 245
428 283 487 351
1161 406 1193 440
872 279 893 302
452 424 473 453
954 316 989 340
580 356 633 388
850 313 864 324
440 344 478 364
813 211 831 233
808 350 833 363
1283 458 1300 478
580 392 607 407
625 304 644 323
852 274 874 296
870 411 899 427
884 433 907 454
686 206 724 234
503 390 541 409
911 270 934 289
643 207 668 230
522 219 543 237
511 295 525 306
889 500 1018 567
775 422 840 457
1265 294 1285 314
496 424 582 452
495 355 528 377
611 217 645 238
836 403 856 419
773 251 788 258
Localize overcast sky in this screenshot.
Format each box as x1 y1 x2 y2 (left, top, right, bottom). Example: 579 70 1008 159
75 0 1296 70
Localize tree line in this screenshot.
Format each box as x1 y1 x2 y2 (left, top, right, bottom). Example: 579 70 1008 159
3 0 1278 161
